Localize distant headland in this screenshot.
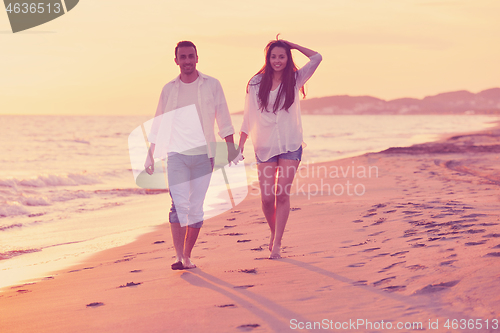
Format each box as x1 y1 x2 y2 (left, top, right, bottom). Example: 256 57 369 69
233 88 500 115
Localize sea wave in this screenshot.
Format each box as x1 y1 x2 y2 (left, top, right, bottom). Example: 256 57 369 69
0 201 30 218
0 172 102 188
0 222 23 231
0 248 41 261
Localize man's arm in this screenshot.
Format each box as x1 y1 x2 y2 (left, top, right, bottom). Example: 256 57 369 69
145 143 156 175
224 134 241 165
145 84 169 175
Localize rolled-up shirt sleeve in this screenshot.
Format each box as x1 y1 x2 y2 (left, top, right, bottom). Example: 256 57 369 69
296 53 323 89
214 79 235 138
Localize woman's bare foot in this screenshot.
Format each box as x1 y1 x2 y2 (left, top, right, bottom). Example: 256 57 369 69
269 241 281 259
268 231 275 252
182 257 197 269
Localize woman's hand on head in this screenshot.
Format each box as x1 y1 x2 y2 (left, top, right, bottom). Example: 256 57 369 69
280 39 296 49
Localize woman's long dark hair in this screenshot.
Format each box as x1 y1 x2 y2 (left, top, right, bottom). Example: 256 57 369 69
247 40 306 113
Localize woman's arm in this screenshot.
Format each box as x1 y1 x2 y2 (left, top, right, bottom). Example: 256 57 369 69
238 132 248 153
283 40 322 88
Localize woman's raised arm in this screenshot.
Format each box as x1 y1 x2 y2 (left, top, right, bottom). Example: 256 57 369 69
281 40 318 58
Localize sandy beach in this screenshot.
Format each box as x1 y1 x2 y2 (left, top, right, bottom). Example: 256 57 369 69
1 127 500 333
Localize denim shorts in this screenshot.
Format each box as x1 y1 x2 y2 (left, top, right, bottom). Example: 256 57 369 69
255 146 302 164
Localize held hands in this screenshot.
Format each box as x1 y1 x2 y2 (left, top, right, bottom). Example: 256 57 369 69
228 144 244 167
229 150 244 166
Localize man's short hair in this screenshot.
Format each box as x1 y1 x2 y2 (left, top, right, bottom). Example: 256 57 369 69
175 41 197 58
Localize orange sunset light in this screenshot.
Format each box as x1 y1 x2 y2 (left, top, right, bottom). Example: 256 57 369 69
1 0 499 115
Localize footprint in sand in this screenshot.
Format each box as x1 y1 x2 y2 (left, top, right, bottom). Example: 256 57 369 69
402 210 423 216
378 261 406 273
407 264 426 270
86 302 104 308
373 276 396 286
216 304 236 308
391 251 409 257
115 258 134 263
371 218 386 226
118 282 142 288
383 285 406 292
238 268 257 274
485 252 500 257
234 285 255 289
484 233 500 238
16 289 31 294
237 324 260 331
68 267 94 273
413 280 460 295
462 213 487 218
348 263 365 268
361 247 381 253
372 203 387 209
465 229 486 234
352 280 368 286
480 222 500 226
465 240 488 246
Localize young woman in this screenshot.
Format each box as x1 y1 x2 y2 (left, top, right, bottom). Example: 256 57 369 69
239 38 322 259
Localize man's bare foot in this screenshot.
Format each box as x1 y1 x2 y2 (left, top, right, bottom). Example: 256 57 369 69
171 261 183 270
182 258 196 269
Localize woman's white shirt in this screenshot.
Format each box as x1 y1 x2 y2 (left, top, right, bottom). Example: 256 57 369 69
241 52 322 162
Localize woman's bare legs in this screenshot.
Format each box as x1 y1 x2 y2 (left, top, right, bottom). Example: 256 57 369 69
257 159 300 258
257 162 278 252
270 159 300 258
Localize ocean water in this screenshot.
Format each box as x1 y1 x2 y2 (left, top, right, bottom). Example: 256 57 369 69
0 114 497 289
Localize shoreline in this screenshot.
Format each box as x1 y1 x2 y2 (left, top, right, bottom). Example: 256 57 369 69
2 125 500 332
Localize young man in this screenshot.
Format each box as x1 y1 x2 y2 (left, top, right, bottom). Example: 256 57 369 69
145 41 239 269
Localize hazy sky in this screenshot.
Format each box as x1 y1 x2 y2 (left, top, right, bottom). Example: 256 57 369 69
1 0 499 115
